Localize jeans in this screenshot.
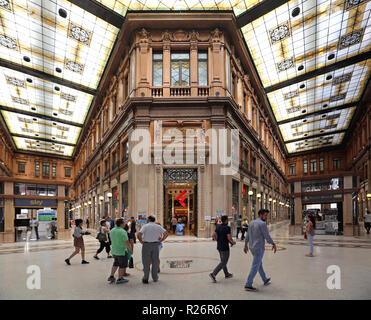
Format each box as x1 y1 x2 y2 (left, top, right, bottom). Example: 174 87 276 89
245 248 268 287
308 234 314 254
212 250 230 276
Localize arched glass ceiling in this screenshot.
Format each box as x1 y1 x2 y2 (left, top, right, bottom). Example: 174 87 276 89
0 0 119 156
241 0 371 153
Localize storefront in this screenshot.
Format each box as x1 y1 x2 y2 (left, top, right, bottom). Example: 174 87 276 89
14 198 58 241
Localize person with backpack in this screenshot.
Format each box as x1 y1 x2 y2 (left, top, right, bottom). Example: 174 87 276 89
65 219 90 265
94 220 112 260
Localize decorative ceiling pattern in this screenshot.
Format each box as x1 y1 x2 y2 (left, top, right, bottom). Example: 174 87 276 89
95 0 263 17
0 0 119 156
241 0 371 153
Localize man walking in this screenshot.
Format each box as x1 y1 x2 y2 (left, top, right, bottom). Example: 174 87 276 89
364 210 371 234
129 216 137 243
137 216 168 284
236 215 242 239
244 209 276 291
209 215 236 283
31 216 39 240
107 218 132 284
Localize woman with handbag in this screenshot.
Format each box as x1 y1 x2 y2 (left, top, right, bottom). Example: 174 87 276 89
304 215 316 257
94 220 112 260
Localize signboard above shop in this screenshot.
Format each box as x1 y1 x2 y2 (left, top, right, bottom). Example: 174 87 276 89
14 198 58 208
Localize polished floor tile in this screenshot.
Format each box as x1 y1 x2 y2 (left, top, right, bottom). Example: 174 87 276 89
0 221 370 300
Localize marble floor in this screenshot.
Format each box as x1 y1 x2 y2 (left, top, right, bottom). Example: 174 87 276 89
0 221 370 300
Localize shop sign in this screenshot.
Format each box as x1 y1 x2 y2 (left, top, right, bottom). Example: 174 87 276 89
302 193 343 204
14 198 58 207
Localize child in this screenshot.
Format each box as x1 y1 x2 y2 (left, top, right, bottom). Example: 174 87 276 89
65 219 90 265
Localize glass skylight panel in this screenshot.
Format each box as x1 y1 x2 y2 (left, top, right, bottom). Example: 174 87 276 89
13 137 74 156
268 60 371 122
95 0 263 17
242 0 371 88
279 107 355 141
0 0 118 89
2 111 81 145
286 132 345 153
0 66 93 124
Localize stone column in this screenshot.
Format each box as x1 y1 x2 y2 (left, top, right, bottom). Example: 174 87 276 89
209 28 224 96
289 181 302 235
3 181 14 242
190 32 198 97
162 31 171 97
57 185 69 239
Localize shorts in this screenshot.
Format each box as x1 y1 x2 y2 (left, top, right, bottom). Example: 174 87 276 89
113 254 128 268
73 236 84 249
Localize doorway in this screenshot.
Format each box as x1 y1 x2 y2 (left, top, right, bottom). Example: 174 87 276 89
164 184 197 235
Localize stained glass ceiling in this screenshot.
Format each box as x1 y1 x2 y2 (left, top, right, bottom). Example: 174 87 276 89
0 0 119 156
241 0 371 154
95 0 263 17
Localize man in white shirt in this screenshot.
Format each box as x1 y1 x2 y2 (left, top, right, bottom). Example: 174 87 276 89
137 215 168 283
364 210 371 234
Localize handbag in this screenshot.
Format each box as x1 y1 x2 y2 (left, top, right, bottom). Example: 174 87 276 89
96 232 106 242
304 232 307 240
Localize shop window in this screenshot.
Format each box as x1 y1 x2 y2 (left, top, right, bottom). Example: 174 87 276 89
303 160 308 174
198 52 208 86
14 183 26 195
18 162 25 174
48 185 57 197
35 161 40 177
310 159 317 173
319 158 324 172
104 159 109 176
52 163 57 177
0 182 3 194
42 162 50 176
333 158 340 170
171 52 190 86
289 164 295 175
65 167 71 178
153 53 163 86
26 184 37 196
65 186 69 197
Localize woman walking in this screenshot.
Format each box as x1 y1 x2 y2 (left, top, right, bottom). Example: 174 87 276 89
94 220 112 260
65 219 90 265
305 215 316 257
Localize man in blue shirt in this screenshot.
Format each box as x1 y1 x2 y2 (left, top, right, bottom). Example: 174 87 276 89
244 209 276 291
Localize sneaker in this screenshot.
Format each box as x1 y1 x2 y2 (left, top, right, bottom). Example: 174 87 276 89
225 273 233 279
305 253 314 257
65 259 71 266
142 279 149 284
209 273 217 283
153 279 158 282
107 255 113 258
81 260 89 264
264 278 271 286
116 278 129 284
244 286 258 292
107 276 115 283
93 255 99 260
